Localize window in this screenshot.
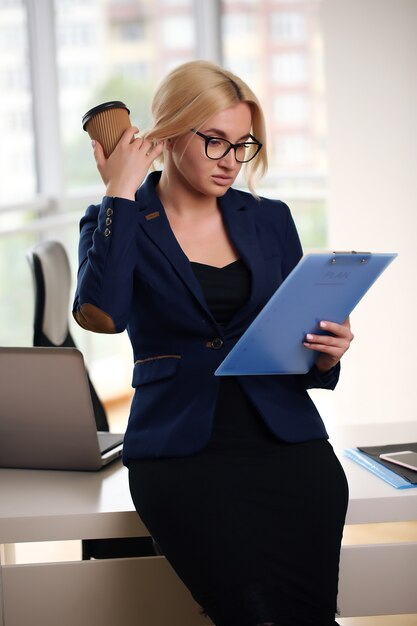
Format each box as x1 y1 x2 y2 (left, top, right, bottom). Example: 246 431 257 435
272 52 308 84
270 0 305 4
221 0 327 245
225 58 258 84
114 20 146 42
226 0 257 4
56 22 95 46
160 15 195 49
159 0 192 6
114 61 150 82
270 12 306 42
0 0 328 401
222 13 254 37
272 93 310 126
54 0 196 193
274 134 313 166
0 0 35 204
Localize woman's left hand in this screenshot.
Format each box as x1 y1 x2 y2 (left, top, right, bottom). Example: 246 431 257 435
304 317 354 373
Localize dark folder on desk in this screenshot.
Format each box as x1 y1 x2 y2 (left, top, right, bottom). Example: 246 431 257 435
344 444 417 489
0 347 124 471
358 443 417 484
215 251 397 376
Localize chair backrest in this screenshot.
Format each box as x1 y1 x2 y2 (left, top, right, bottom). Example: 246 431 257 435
27 240 73 347
26 240 109 432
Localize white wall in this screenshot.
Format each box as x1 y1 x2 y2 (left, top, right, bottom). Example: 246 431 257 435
321 0 417 424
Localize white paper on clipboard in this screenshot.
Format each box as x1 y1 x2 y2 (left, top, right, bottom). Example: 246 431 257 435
215 251 397 376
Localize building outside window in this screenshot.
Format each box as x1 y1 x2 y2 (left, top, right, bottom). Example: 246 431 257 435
222 0 327 248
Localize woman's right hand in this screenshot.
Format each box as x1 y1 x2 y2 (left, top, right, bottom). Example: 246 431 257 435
92 126 164 201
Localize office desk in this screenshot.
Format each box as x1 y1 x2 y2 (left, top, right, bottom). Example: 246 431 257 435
327 421 417 618
1 421 417 626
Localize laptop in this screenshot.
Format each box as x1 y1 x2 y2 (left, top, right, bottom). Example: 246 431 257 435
0 346 124 471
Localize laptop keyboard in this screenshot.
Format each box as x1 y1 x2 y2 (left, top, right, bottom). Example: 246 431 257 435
97 432 124 454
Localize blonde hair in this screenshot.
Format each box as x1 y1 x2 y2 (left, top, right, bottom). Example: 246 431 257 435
145 60 268 194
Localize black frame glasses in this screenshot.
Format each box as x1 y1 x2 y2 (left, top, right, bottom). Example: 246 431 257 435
191 129 263 163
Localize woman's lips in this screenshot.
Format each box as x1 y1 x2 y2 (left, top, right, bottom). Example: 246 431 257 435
211 174 233 186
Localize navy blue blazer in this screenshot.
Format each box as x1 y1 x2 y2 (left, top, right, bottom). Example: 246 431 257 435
73 171 339 462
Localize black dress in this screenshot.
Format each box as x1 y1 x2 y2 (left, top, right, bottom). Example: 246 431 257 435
129 260 348 626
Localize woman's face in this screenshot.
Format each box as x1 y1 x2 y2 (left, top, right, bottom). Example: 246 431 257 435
166 102 252 198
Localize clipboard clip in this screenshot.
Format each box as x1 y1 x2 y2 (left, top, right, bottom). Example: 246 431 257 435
331 251 371 265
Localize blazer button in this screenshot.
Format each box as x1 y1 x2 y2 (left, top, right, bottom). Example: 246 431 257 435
106 207 114 217
105 216 112 226
104 227 111 237
210 337 224 350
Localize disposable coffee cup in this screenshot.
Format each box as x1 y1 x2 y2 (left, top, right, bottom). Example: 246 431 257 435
82 101 131 158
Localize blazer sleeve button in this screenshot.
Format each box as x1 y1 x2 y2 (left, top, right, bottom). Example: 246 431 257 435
208 337 224 350
104 227 111 237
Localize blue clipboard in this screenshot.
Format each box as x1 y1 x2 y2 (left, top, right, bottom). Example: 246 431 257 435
215 251 397 376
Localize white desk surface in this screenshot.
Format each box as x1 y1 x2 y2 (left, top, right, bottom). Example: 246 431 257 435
1 421 416 544
327 420 417 525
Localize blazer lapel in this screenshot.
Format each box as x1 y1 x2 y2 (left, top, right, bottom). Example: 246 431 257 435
136 174 213 317
219 190 267 329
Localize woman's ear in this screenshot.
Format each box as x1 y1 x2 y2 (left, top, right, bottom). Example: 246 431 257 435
165 138 174 152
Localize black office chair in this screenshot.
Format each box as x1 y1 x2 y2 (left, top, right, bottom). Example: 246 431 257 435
26 240 158 559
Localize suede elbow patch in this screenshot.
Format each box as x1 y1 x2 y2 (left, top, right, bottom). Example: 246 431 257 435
73 303 116 334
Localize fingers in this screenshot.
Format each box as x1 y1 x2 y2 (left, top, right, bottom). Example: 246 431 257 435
92 125 138 166
92 123 163 162
303 335 352 354
91 123 164 197
319 318 353 340
303 317 354 373
120 126 139 145
91 139 105 167
305 319 353 343
133 135 164 159
303 318 354 356
143 139 165 160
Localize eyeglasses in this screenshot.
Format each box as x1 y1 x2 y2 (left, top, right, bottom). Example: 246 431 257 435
191 130 262 163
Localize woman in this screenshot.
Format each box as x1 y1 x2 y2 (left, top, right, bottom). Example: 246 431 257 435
73 60 353 626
